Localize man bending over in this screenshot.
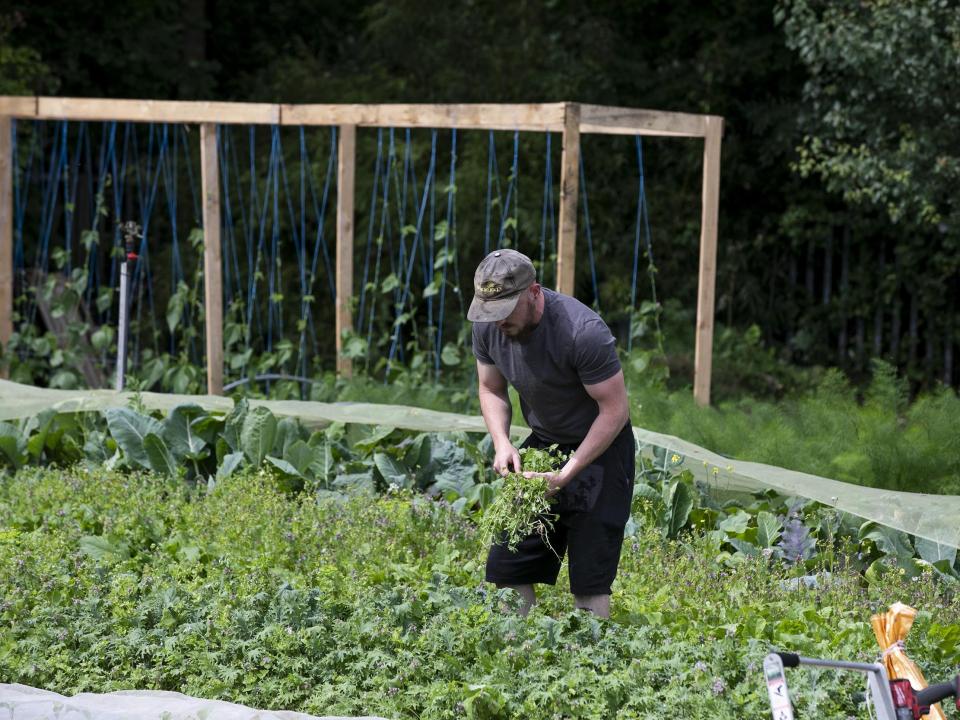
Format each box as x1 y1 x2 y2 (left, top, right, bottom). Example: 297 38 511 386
468 249 634 618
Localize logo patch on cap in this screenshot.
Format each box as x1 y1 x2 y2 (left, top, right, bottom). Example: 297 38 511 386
477 280 504 297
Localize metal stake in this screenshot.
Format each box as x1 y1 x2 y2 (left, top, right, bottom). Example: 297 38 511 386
115 221 140 391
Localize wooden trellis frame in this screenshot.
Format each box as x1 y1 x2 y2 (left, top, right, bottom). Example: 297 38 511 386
0 97 723 405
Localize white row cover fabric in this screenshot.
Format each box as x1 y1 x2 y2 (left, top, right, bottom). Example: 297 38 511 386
0 683 387 720
0 380 495 435
1 379 958 549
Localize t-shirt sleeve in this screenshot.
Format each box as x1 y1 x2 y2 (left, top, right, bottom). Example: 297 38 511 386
472 323 495 365
574 317 621 385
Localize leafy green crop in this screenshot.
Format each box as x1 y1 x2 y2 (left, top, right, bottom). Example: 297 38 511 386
0 391 956 580
2 465 960 719
476 445 566 553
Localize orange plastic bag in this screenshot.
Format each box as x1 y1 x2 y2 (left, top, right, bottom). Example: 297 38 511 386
871 602 946 720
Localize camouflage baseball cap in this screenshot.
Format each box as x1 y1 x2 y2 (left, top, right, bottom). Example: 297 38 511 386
467 249 537 322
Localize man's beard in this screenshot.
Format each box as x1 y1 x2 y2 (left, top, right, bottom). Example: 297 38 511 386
498 320 538 342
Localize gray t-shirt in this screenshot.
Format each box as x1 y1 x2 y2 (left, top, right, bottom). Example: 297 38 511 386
472 288 622 445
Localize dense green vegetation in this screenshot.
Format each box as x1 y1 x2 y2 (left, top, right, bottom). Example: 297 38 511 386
157 351 957 496
0 373 956 713
2 463 960 718
2 393 957 575
287 357 960 497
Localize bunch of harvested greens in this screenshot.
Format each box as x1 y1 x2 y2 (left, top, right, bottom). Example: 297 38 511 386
477 445 568 553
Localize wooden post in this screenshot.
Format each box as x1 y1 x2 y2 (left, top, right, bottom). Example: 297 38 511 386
556 102 580 296
200 123 223 395
0 117 11 367
336 124 356 377
693 117 723 407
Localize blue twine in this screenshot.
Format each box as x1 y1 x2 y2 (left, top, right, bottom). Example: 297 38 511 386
312 129 337 362
306 127 337 307
496 131 520 248
181 124 201 226
87 121 117 319
131 122 168 360
12 120 39 290
539 133 556 288
365 128 396 361
636 135 661 351
162 126 185 354
28 121 66 327
246 126 278 359
578 150 600 309
386 131 437 374
267 125 282 352
483 132 502 256
106 123 132 313
358 128 384 330
435 129 456 377
218 126 240 311
426 138 436 347
63 121 87 277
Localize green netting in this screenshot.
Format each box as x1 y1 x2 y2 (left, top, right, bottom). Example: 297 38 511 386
1 379 958 549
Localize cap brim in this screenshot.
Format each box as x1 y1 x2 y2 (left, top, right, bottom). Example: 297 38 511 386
467 293 522 322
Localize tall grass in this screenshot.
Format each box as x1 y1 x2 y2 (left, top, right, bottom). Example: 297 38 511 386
631 361 960 494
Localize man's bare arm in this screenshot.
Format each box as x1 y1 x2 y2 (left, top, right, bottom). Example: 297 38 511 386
477 360 521 475
556 370 630 487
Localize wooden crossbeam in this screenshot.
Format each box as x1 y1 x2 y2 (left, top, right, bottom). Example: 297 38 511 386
282 103 568 132
29 97 280 125
579 104 712 138
0 97 717 137
0 97 36 117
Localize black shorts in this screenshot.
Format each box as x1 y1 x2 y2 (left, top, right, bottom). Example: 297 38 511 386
485 424 636 596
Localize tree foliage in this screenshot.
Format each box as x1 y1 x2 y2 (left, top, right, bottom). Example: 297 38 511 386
779 0 960 231
0 12 56 95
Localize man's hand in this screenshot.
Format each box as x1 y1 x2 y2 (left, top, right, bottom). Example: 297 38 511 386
524 454 579 496
523 471 568 497
493 443 522 476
